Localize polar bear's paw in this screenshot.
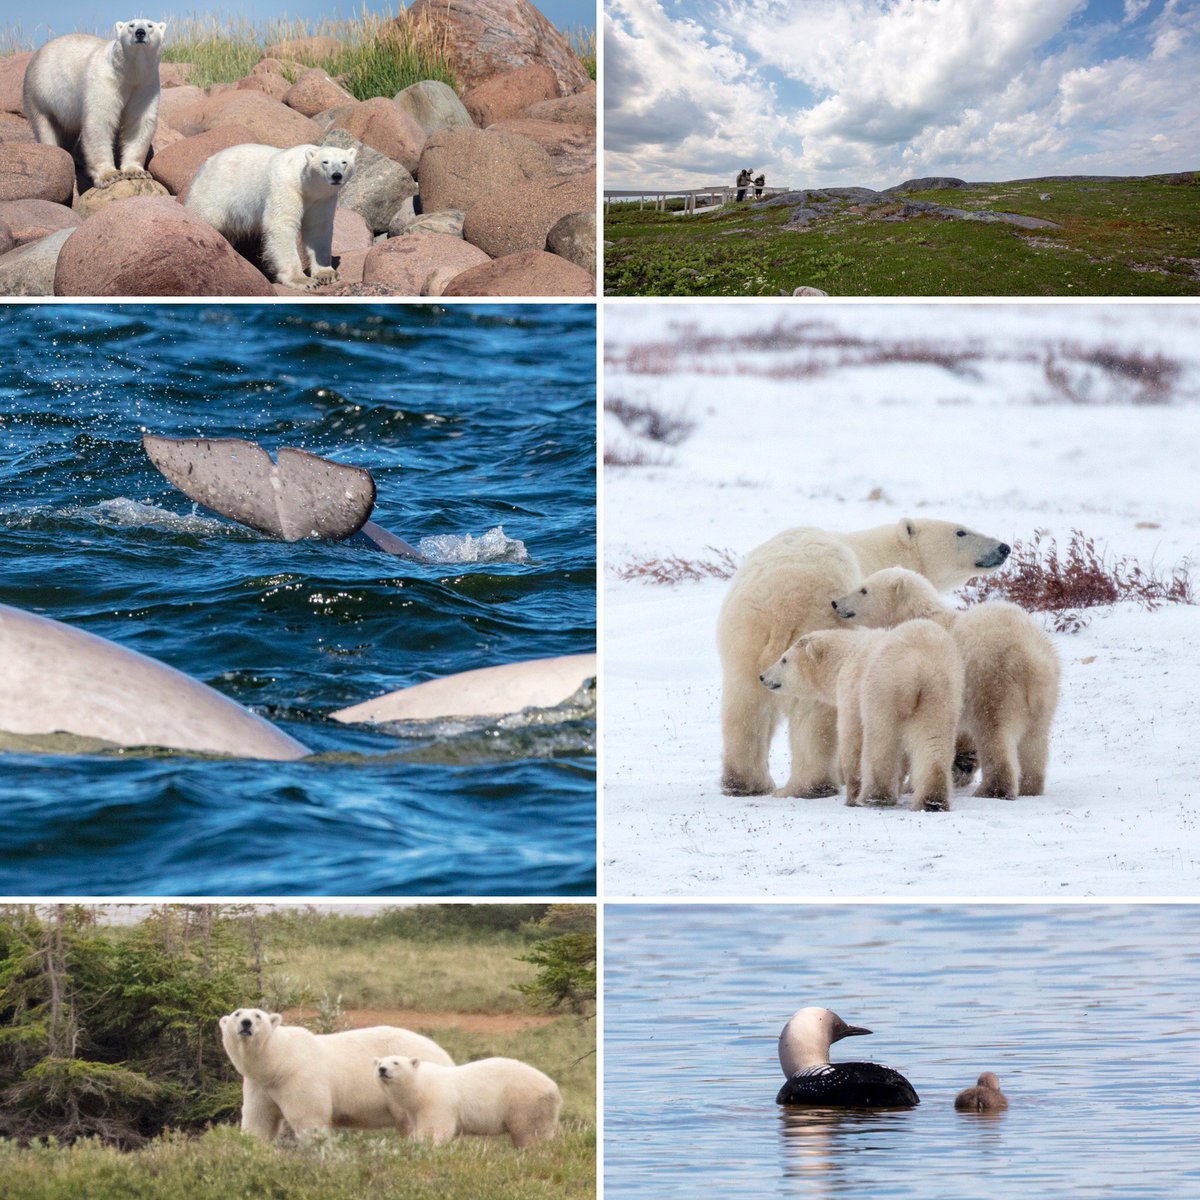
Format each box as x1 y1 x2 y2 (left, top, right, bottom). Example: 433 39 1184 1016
308 266 337 285
93 169 124 188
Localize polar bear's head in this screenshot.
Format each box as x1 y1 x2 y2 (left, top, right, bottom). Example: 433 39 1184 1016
761 629 878 703
305 147 357 190
219 1007 281 1046
114 19 167 52
895 517 1009 590
832 567 941 628
375 1055 421 1095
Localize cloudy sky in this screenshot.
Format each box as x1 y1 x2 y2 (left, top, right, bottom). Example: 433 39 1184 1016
605 0 1199 189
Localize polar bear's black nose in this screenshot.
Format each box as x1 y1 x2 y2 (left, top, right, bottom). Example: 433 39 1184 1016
331 172 343 183
998 543 1011 557
135 27 146 40
378 1065 388 1077
831 599 838 610
240 1018 252 1030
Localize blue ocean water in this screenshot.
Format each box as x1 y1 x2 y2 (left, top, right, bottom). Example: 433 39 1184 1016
605 904 1200 1200
0 303 596 897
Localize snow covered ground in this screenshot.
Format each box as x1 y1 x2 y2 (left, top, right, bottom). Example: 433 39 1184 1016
602 302 1200 897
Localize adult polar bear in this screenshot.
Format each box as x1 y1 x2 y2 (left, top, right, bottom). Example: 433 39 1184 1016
717 518 1010 797
219 1008 453 1141
23 19 166 187
186 144 356 289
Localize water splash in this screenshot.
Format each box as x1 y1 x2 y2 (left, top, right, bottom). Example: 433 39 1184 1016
416 525 530 564
65 498 232 537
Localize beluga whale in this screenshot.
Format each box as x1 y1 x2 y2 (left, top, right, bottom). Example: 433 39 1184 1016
142 433 423 558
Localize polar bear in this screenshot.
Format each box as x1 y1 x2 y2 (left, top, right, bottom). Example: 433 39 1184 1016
762 618 964 810
23 19 166 188
832 568 1060 799
717 518 1009 798
219 1008 453 1141
185 144 357 289
375 1055 562 1148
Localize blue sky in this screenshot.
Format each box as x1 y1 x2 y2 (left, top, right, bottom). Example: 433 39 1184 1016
605 0 1199 188
22 1 593 45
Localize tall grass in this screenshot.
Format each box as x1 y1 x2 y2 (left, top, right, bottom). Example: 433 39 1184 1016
2 9 457 97
566 27 596 81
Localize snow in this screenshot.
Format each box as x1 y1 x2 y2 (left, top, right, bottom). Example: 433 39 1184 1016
602 303 1200 897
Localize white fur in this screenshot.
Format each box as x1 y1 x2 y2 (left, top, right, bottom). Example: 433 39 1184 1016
762 619 965 811
23 19 166 186
717 518 1009 798
185 144 357 289
219 1007 453 1141
375 1055 562 1149
833 567 1061 799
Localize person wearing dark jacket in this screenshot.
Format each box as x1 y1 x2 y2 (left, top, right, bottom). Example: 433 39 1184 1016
754 173 765 198
736 168 751 201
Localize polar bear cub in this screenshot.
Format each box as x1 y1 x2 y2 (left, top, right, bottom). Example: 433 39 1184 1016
219 1008 453 1141
762 619 964 811
23 19 166 187
185 144 357 289
375 1055 562 1149
832 567 1060 799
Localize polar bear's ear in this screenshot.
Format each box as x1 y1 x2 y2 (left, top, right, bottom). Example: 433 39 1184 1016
219 1015 229 1031
305 147 322 165
899 518 917 540
410 1057 421 1070
113 23 123 37
345 147 358 165
157 22 168 35
269 1013 282 1028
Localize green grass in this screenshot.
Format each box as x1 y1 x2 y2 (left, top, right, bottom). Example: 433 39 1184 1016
604 174 1200 296
0 1122 596 1200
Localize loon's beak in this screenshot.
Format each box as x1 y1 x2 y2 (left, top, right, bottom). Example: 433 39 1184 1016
833 1022 872 1042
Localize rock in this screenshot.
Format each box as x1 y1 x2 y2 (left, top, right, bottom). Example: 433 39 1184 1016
150 124 184 154
407 0 590 94
418 126 552 213
1039 193 1052 201
332 206 373 253
148 124 259 196
285 68 355 117
789 286 828 297
157 85 207 135
311 102 357 133
0 144 75 204
463 64 559 127
235 59 293 101
885 177 967 193
54 197 274 296
525 85 595 127
0 112 34 144
75 174 171 217
263 36 343 61
421 265 465 295
0 52 33 116
393 80 473 137
320 130 416 233
0 198 80 244
407 209 467 237
327 97 426 173
199 91 322 148
488 117 592 175
545 209 594 274
442 248 594 296
462 169 593 257
0 227 73 294
0 220 11 256
901 199 1062 229
331 247 368 285
386 196 417 235
159 63 193 87
361 231 490 293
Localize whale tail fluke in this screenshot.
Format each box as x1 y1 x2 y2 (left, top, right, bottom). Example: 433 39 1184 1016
143 433 378 544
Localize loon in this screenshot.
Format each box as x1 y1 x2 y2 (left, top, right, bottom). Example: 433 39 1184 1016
775 1007 920 1108
954 1072 1009 1112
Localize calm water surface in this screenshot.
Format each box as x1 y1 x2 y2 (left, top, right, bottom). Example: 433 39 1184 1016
0 304 596 896
605 905 1200 1199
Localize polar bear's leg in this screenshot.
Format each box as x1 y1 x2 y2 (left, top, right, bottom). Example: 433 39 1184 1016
414 1111 457 1145
859 707 901 807
26 106 63 147
301 196 337 282
836 708 863 806
241 1079 284 1140
1017 721 1050 796
116 91 158 176
79 92 123 185
262 191 311 288
720 678 778 795
973 726 1019 801
279 1087 334 1142
777 698 840 798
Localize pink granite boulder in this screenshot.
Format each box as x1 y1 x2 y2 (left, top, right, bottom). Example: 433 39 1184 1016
463 64 559 128
361 231 489 293
418 126 551 213
441 248 594 296
0 144 75 204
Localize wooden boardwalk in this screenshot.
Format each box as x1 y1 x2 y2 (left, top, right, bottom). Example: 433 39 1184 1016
604 185 791 214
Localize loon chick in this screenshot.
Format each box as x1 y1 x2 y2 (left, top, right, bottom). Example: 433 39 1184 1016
954 1072 1009 1112
776 1007 920 1108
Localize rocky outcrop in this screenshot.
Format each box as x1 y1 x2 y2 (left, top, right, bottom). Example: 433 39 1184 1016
462 64 559 127
0 144 75 204
407 0 590 94
462 169 593 258
0 226 73 294
326 97 426 174
418 126 552 213
361 231 489 292
74 174 171 217
393 80 474 136
0 197 80 244
442 248 594 295
285 69 355 118
546 209 594 274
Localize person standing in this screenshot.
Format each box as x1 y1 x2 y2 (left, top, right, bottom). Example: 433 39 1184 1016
736 168 751 202
754 173 765 199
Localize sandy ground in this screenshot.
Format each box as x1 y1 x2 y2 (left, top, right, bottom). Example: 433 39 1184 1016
602 302 1200 897
285 1007 555 1034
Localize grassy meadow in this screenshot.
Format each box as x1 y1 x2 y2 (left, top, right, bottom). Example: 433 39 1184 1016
604 174 1200 297
0 905 596 1200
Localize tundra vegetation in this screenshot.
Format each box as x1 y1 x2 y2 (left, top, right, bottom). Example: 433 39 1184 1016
0 903 596 1200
